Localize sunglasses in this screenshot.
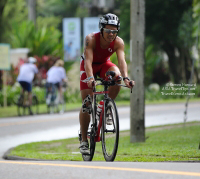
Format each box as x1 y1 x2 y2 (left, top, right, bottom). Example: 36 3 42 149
103 28 118 34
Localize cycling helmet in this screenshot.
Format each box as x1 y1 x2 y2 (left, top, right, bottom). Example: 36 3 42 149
99 13 120 33
28 57 37 63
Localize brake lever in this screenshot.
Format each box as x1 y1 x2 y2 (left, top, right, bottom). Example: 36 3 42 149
129 81 133 93
92 81 96 92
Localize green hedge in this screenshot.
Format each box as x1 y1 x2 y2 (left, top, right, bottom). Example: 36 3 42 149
0 84 199 107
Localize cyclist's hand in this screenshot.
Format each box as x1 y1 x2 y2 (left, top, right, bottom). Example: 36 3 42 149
124 79 135 88
87 79 96 88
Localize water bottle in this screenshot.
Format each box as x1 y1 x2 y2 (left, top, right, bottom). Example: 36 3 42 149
96 100 104 120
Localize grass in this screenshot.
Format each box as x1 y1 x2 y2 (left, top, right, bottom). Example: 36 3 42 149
0 103 82 118
0 98 199 118
8 122 200 162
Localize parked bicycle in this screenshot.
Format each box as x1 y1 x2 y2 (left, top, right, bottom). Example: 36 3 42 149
15 91 39 116
79 71 133 161
46 82 66 114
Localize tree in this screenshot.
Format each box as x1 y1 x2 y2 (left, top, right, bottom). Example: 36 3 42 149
145 0 194 83
193 0 200 84
119 0 195 84
0 0 8 42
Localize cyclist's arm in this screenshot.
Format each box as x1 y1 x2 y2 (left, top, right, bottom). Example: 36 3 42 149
115 38 128 78
84 34 95 85
116 37 135 88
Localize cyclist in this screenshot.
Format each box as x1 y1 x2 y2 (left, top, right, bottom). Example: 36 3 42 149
46 59 67 105
17 57 38 115
79 13 135 154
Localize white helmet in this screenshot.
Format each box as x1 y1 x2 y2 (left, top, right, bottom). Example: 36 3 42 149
28 57 37 63
99 13 120 32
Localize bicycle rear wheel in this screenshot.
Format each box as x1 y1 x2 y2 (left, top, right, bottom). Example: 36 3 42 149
101 98 119 161
32 95 39 115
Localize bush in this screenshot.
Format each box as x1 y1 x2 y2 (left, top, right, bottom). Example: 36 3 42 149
9 21 63 57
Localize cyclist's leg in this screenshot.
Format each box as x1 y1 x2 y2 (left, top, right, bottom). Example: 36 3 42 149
80 89 93 142
19 81 33 114
27 83 33 114
58 82 63 102
27 83 32 106
99 62 121 100
79 89 93 155
80 59 94 154
107 66 121 99
18 81 25 96
55 82 62 103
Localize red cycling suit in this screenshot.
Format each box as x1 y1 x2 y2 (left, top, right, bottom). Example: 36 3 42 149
80 32 117 90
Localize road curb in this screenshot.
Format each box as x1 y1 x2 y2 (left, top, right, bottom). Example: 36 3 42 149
3 147 43 161
3 147 200 163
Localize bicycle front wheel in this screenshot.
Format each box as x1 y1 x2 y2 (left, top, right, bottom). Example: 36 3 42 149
82 127 96 161
101 98 119 161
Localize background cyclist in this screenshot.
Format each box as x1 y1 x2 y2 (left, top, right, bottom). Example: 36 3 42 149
46 59 67 105
17 57 38 115
79 13 135 154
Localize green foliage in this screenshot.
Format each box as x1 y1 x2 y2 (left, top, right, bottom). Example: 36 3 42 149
3 0 28 22
146 0 192 44
64 61 75 73
192 0 200 40
36 16 61 29
145 44 163 85
37 0 80 18
31 26 62 57
9 20 63 57
178 8 194 48
75 6 89 18
2 0 28 42
64 88 81 103
117 0 130 43
0 83 21 106
10 21 35 48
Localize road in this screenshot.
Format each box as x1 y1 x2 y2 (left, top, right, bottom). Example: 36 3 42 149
0 101 200 178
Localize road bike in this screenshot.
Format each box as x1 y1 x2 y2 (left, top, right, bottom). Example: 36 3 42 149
46 82 66 114
15 91 39 116
79 71 133 161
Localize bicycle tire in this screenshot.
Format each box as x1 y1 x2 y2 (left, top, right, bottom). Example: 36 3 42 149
32 95 39 115
101 98 119 161
82 108 96 161
82 128 96 161
17 95 24 116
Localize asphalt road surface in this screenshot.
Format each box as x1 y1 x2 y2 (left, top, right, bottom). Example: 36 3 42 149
0 101 200 178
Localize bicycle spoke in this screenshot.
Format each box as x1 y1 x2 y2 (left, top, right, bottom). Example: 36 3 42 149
102 99 119 161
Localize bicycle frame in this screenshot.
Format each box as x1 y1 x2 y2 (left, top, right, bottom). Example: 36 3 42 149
91 77 116 142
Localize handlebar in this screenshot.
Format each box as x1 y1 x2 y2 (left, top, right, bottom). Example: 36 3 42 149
92 71 134 93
